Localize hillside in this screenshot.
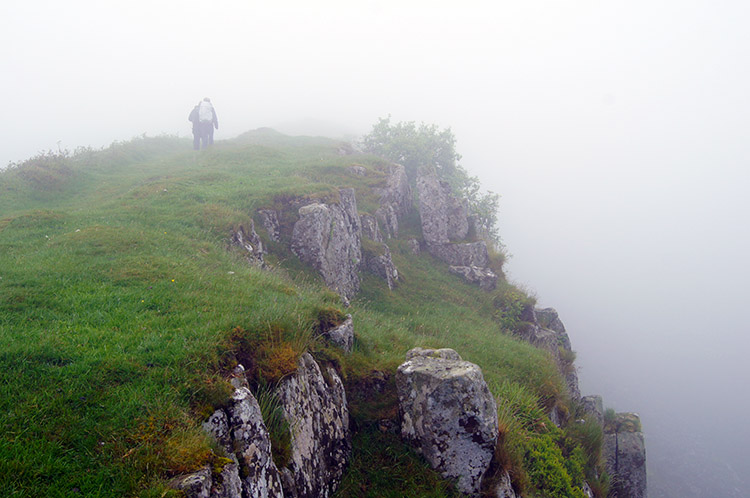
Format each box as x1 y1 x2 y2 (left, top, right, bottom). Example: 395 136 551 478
0 132 637 497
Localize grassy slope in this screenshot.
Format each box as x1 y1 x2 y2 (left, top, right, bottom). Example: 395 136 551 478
0 132 594 497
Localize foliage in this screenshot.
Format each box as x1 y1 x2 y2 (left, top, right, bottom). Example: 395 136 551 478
492 283 536 332
362 116 501 247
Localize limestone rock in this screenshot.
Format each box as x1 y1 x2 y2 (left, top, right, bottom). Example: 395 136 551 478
171 467 213 498
321 314 354 353
535 307 572 351
230 222 264 265
407 238 421 254
363 242 398 290
427 241 490 267
375 204 399 239
604 414 647 498
360 213 383 243
416 169 469 244
373 164 412 239
257 209 281 242
397 347 498 496
581 395 604 424
276 353 351 498
491 470 519 498
291 188 362 300
224 388 285 498
449 265 498 291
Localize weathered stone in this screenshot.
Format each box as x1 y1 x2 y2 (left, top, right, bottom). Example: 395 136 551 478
375 164 412 219
581 395 604 424
427 241 490 267
171 467 213 498
276 353 351 498
347 165 366 175
210 461 243 498
397 347 498 496
360 213 383 243
491 470 519 498
257 209 281 242
407 238 421 254
230 222 264 265
322 314 354 353
604 420 647 498
291 188 362 300
363 243 398 290
417 169 468 244
229 364 249 390
374 204 399 239
535 307 572 351
405 347 463 361
225 388 285 498
449 265 498 291
582 481 595 498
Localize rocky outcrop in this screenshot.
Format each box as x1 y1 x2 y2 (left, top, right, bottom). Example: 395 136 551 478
427 240 490 267
363 242 398 290
416 170 468 244
397 347 499 497
449 265 498 291
230 222 264 265
360 213 383 243
276 353 351 498
291 189 362 300
375 164 412 238
604 413 647 498
515 307 581 401
581 395 604 424
257 209 281 242
321 314 354 353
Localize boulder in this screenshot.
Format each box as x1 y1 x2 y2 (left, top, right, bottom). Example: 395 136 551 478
276 353 351 498
321 314 354 353
397 347 498 496
230 222 264 265
449 265 498 291
291 189 362 300
257 209 281 242
427 241 490 268
603 414 647 498
416 169 468 244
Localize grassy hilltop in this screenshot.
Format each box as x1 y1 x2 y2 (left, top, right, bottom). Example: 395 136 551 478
0 131 606 497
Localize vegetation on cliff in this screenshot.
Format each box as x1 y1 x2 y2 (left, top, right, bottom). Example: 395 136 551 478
0 130 607 497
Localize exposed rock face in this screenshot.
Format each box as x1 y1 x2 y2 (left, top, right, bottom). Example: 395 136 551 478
360 213 383 243
604 413 647 498
230 222 264 265
427 240 490 267
363 243 399 290
491 470 519 498
416 170 468 244
257 209 281 242
449 265 498 291
581 395 604 424
397 347 498 497
171 467 213 498
321 314 354 353
276 353 351 498
407 238 421 254
374 164 412 239
291 188 362 300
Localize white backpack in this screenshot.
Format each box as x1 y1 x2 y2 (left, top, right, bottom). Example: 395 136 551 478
198 102 214 123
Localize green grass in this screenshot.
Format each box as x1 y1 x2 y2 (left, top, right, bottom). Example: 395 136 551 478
0 131 601 497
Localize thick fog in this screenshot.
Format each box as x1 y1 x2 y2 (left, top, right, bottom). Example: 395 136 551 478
3 1 749 496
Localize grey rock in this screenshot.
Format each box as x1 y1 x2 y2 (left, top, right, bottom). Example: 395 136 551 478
581 395 604 424
416 169 468 244
604 424 647 498
407 238 421 254
492 470 519 498
397 347 498 496
405 347 463 361
360 213 383 243
427 241 490 267
276 353 351 498
230 222 264 265
229 364 249 390
226 387 285 498
212 462 243 498
322 314 354 353
347 165 366 175
291 189 362 300
375 204 399 239
171 467 213 498
257 209 281 242
535 307 572 351
582 481 595 498
363 242 398 290
449 265 498 291
375 164 412 219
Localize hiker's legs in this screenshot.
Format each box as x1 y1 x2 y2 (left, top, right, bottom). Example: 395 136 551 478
192 129 200 150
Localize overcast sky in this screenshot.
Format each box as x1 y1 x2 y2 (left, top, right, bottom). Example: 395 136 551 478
3 1 749 496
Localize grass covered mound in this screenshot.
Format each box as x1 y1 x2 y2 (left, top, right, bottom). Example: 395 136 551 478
0 132 605 497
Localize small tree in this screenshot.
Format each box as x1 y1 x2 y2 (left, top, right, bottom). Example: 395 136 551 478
362 116 502 248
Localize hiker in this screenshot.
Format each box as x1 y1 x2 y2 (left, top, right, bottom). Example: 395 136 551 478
188 103 201 150
189 98 219 150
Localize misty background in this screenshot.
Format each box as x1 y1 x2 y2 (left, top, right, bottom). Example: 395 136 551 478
3 1 748 496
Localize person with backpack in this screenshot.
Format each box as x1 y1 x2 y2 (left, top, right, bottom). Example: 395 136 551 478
189 98 219 150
